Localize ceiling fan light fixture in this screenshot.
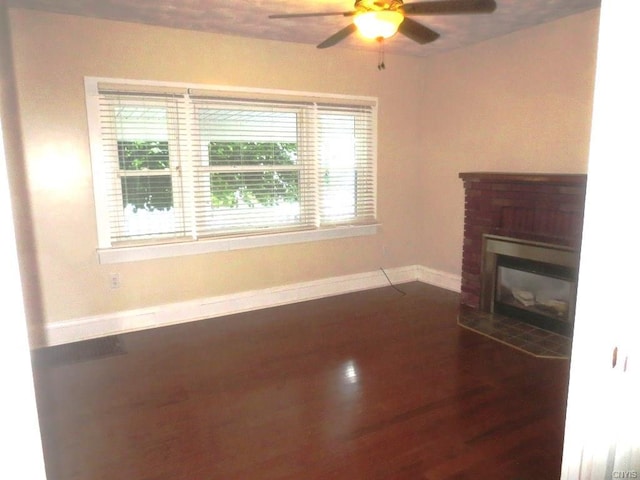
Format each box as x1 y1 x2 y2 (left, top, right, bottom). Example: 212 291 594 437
354 10 404 40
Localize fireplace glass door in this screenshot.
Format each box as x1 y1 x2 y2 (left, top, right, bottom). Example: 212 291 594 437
494 255 577 336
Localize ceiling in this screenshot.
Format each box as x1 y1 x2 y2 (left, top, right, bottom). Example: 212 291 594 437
9 0 601 57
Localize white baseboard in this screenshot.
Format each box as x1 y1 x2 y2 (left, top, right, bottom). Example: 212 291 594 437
417 265 462 293
44 265 461 346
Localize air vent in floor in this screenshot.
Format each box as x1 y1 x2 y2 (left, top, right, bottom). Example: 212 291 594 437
32 335 126 367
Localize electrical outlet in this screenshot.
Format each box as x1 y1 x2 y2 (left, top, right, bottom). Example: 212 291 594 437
109 273 121 289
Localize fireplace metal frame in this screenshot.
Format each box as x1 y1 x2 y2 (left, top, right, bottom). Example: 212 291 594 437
480 234 580 316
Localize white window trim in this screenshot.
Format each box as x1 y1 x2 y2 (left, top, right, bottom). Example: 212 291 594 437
85 77 379 263
97 223 379 264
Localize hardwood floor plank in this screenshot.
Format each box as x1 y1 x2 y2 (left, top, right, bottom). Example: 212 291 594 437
32 282 569 479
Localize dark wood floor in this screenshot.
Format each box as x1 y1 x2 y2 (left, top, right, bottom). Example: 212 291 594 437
32 282 570 480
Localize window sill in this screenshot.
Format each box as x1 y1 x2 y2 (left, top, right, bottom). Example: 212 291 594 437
97 223 380 264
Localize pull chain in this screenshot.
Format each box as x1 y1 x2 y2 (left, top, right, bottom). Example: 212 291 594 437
377 37 386 70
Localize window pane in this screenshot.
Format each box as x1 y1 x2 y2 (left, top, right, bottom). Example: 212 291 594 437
319 113 357 221
120 175 176 238
111 103 181 239
209 170 298 208
199 108 298 150
120 175 173 211
204 171 300 231
209 141 297 167
117 140 170 170
117 140 174 236
194 106 303 234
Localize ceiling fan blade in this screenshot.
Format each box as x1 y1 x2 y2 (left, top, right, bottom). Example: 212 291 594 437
402 0 497 15
269 11 354 19
398 17 440 44
317 23 358 49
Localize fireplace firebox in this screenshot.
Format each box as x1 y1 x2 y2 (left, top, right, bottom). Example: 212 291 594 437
481 235 579 337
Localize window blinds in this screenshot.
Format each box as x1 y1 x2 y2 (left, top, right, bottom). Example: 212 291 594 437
94 83 376 245
96 91 188 242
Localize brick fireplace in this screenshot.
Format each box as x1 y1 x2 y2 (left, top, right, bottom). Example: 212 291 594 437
459 172 587 330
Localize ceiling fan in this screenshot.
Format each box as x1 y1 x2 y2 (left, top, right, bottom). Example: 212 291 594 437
268 0 498 49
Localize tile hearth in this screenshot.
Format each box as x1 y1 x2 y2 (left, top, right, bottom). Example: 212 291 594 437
458 307 571 360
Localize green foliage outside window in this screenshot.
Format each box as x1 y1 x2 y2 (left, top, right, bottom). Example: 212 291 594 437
117 140 299 211
208 141 298 208
118 140 170 170
117 141 173 211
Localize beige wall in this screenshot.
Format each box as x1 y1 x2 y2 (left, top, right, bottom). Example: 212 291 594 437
8 7 599 336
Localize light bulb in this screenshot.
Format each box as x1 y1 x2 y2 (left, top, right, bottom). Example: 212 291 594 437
354 10 404 40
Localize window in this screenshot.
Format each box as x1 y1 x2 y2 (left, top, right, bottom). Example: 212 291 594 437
85 79 377 261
